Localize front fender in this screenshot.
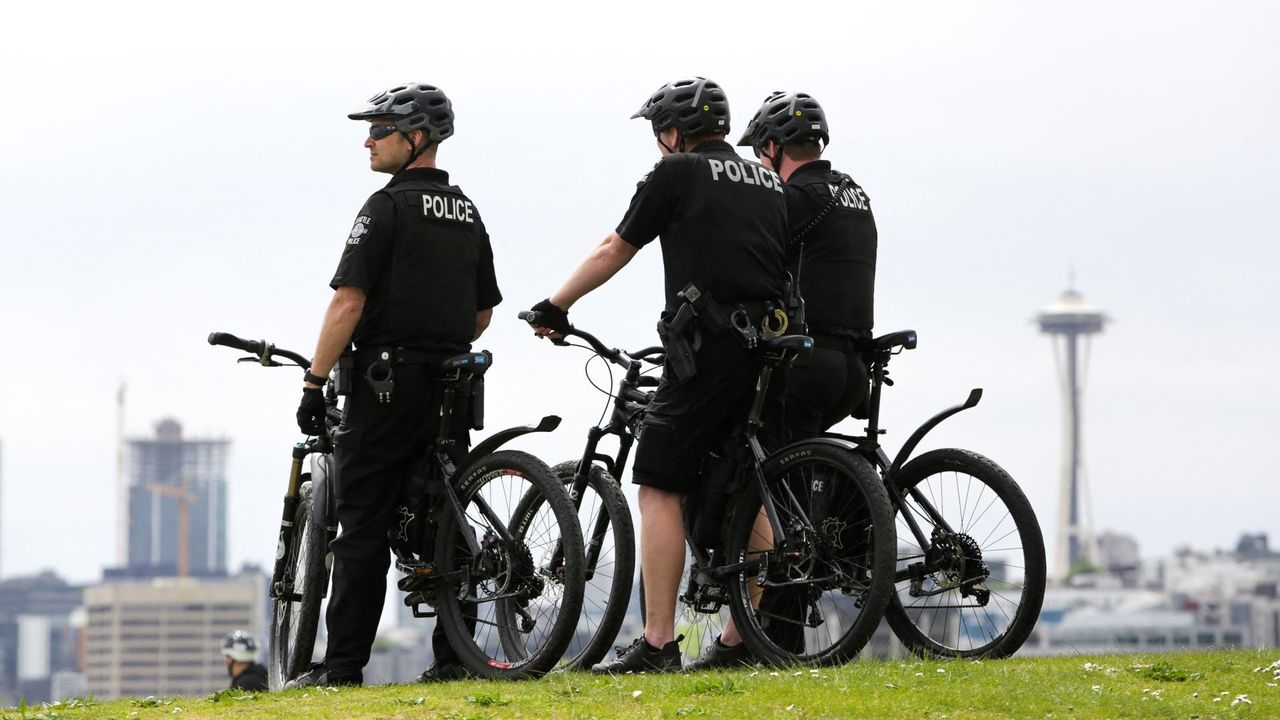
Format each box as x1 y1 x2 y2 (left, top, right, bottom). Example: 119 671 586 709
456 415 561 471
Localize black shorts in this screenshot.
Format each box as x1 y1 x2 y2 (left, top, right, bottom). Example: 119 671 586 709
631 331 761 494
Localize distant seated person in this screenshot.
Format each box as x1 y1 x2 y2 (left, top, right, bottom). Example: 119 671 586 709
223 630 268 691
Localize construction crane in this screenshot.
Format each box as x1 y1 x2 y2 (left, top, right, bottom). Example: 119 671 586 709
143 474 197 577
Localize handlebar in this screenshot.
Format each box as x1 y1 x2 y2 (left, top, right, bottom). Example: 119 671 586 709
518 311 664 369
207 331 312 370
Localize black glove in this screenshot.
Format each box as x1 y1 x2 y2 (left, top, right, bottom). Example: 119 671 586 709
296 386 327 435
530 298 571 335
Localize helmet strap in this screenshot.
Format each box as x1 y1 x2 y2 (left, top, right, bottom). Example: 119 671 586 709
397 131 433 174
761 142 783 173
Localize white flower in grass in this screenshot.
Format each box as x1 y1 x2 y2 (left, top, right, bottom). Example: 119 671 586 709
1231 694 1252 706
631 690 643 699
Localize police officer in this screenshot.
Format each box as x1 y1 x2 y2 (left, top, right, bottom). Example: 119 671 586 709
740 91 877 437
290 83 502 687
527 77 788 673
222 631 268 692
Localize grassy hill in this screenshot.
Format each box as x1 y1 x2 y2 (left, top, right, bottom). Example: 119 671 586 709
9 650 1279 719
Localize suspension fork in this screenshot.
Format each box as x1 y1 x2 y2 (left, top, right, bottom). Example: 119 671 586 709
270 443 309 596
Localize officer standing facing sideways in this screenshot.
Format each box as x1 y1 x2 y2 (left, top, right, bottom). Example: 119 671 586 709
223 631 268 691
527 77 788 673
289 83 502 687
740 92 876 438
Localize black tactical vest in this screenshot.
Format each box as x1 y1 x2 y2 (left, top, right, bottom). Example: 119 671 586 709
358 174 487 350
786 161 877 332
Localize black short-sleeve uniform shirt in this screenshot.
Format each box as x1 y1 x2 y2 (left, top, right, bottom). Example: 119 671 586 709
330 167 501 352
785 160 876 331
616 141 788 313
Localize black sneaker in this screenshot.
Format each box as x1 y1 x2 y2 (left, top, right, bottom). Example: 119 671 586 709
418 660 472 682
283 664 362 689
590 635 684 674
686 636 755 671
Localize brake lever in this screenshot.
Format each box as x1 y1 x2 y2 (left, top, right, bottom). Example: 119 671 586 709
237 356 282 367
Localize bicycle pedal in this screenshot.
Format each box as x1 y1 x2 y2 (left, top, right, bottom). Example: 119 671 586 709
395 559 435 576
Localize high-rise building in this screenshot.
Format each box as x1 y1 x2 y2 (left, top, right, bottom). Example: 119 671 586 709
82 569 267 699
1037 287 1107 580
0 571 85 706
124 419 229 578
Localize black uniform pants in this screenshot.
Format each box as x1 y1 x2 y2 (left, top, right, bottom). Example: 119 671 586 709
781 332 870 438
763 332 870 653
325 358 468 677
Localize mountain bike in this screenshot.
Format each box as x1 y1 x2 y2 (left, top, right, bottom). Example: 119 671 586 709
823 330 1047 658
518 314 897 667
507 324 662 669
207 331 587 684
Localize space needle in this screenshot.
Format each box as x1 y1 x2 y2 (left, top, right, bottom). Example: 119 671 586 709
1037 287 1108 580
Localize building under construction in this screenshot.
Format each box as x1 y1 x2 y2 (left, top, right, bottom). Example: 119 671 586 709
120 419 229 578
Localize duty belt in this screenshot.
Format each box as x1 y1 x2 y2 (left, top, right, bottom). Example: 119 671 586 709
657 283 789 382
353 346 444 404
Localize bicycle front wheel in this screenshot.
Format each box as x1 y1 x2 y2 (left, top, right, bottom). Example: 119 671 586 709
433 450 586 679
520 461 634 670
884 448 1046 658
268 476 327 690
726 444 895 667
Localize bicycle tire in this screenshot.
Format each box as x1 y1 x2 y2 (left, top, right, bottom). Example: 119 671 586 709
433 450 586 679
725 444 895 667
510 460 634 670
267 477 327 690
883 448 1046 659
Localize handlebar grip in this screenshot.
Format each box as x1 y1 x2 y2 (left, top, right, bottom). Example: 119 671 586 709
207 331 263 355
517 310 543 324
621 387 653 404
636 375 660 388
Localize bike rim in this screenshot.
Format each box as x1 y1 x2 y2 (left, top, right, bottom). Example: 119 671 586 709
895 469 1030 655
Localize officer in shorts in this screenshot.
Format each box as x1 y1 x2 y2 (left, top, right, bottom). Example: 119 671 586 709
527 77 787 673
685 92 878 668
739 91 876 437
290 83 502 687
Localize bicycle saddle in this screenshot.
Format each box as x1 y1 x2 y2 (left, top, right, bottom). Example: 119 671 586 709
762 334 814 355
438 350 493 377
870 330 917 352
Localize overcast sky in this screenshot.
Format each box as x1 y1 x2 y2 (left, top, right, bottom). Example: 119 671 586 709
1 1 1277 588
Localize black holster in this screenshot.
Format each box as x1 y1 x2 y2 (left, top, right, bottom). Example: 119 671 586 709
333 348 355 396
657 283 734 383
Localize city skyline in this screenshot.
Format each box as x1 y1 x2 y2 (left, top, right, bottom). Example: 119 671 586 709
1 1 1277 585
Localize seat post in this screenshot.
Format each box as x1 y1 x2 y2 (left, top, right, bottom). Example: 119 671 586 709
865 353 886 439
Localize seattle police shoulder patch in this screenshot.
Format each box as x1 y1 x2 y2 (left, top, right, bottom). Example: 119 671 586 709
347 215 373 245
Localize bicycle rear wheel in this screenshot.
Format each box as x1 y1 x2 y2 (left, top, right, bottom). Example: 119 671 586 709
268 476 328 690
884 448 1046 658
726 444 895 666
433 450 585 679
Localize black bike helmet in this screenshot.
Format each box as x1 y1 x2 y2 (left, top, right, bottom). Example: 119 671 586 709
737 91 828 152
349 83 454 144
631 77 730 138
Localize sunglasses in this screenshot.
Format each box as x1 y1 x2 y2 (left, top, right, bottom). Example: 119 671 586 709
368 124 401 140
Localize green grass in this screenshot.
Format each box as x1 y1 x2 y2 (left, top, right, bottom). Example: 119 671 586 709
8 650 1280 719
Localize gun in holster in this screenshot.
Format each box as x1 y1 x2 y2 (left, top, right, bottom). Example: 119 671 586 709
656 283 730 383
333 348 355 396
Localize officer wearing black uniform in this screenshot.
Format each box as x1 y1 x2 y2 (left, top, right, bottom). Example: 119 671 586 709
740 91 877 436
526 77 787 674
223 631 268 692
291 83 501 687
684 92 881 671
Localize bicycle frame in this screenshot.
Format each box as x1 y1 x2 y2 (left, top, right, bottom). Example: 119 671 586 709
817 344 985 584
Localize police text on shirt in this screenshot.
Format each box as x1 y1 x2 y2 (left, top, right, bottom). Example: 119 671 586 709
706 158 784 193
421 193 476 223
